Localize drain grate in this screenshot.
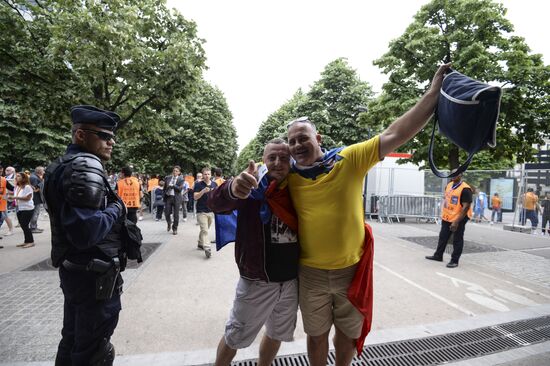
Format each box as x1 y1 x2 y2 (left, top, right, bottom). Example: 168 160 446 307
22 242 162 271
231 316 550 366
399 236 502 254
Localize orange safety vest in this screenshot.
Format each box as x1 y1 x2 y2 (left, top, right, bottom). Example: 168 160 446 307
0 177 7 212
117 177 141 208
147 178 159 192
442 181 473 222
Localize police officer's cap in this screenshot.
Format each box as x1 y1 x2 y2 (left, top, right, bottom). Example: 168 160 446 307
70 105 120 131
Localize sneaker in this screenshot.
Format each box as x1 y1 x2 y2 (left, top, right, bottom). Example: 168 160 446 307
138 216 143 221
446 262 458 268
172 229 177 235
155 218 160 222
197 244 204 250
16 243 26 247
205 249 211 258
425 255 443 262
183 218 187 222
31 229 44 233
4 231 13 236
22 243 35 248
167 224 171 232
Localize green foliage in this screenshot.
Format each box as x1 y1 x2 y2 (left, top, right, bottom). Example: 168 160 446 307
299 58 376 148
1 0 209 169
239 58 375 166
236 137 262 172
370 0 550 170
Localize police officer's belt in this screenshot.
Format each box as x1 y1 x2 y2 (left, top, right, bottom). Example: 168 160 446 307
62 258 119 273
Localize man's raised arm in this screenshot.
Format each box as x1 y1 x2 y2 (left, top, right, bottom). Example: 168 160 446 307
378 63 451 159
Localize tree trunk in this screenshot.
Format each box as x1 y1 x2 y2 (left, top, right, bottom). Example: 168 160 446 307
448 145 460 171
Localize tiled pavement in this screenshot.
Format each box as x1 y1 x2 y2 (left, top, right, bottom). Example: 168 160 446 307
0 219 167 363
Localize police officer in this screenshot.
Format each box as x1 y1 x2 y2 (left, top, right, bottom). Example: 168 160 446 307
44 105 126 366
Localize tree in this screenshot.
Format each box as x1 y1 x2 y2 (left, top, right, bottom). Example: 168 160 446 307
239 58 375 166
160 81 238 175
236 137 261 173
370 0 550 170
0 0 206 168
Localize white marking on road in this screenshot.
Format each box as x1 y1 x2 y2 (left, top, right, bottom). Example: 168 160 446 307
493 289 539 306
465 293 510 312
515 285 550 299
374 261 476 317
470 269 514 284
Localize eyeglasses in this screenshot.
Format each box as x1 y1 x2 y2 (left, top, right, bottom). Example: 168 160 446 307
80 128 116 142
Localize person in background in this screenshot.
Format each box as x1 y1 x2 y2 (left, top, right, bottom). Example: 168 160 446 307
490 192 502 224
193 168 217 258
0 164 15 239
426 171 473 268
117 166 141 224
153 180 165 221
185 172 195 214
541 192 550 236
9 172 35 248
522 187 539 233
163 165 185 235
473 188 487 223
29 166 45 233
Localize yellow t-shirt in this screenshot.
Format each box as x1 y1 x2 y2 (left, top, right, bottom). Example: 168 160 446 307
288 136 380 269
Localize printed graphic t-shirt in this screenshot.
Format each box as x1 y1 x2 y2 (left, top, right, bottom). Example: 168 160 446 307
264 214 300 282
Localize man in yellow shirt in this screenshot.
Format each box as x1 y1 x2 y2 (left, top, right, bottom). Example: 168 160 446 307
522 188 539 231
229 64 449 365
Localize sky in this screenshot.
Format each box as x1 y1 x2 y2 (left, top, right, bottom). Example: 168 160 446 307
166 0 549 151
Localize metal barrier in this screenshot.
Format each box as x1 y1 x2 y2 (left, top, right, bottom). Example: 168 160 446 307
373 195 442 224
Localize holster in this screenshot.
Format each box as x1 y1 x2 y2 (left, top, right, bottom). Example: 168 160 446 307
95 258 121 301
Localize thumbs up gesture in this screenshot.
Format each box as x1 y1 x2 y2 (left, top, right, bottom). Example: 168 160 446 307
231 160 259 199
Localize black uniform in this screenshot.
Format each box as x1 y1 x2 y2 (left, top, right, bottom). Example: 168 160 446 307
44 106 125 366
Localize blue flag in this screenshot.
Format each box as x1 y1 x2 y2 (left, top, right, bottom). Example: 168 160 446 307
214 211 238 251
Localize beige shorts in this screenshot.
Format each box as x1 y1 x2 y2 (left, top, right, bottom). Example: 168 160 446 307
299 263 363 339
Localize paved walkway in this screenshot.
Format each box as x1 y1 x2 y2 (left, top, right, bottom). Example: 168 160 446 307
0 213 549 365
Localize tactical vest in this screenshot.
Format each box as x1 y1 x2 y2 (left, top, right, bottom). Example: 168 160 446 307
117 177 140 208
441 181 473 222
44 153 123 267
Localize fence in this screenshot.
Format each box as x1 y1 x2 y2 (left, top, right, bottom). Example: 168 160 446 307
370 195 441 224
365 168 550 230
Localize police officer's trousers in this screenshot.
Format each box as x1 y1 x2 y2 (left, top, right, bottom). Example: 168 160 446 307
55 266 121 366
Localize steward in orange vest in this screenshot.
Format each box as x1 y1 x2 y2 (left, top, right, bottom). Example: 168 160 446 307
426 172 473 268
0 176 10 213
117 166 141 224
118 177 140 208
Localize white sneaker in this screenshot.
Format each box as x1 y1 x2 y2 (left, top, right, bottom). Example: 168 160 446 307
138 216 143 221
4 231 13 236
183 218 187 222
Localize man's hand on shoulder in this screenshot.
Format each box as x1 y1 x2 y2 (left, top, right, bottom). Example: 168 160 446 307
230 160 258 199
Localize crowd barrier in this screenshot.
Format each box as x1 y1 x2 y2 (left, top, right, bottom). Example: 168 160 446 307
369 195 442 224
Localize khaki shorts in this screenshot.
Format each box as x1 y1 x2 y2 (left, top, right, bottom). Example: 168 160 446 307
299 263 363 339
